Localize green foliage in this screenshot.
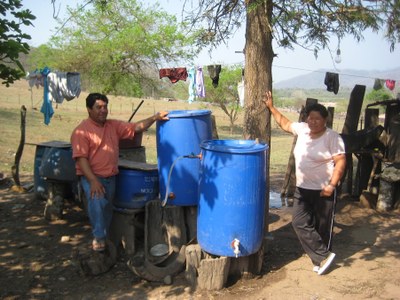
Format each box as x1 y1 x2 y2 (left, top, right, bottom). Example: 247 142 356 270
0 0 35 86
48 0 199 96
202 64 243 134
26 44 60 70
186 1 400 56
365 88 393 103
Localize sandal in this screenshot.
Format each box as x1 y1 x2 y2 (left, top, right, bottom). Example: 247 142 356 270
92 239 106 252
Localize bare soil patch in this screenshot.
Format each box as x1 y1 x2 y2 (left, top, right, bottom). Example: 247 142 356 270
1 173 399 300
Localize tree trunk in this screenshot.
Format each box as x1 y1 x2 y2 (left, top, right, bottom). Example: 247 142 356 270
244 0 273 141
244 0 273 238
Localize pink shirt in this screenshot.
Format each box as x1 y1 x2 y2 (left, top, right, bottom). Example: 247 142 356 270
71 118 136 177
291 122 345 190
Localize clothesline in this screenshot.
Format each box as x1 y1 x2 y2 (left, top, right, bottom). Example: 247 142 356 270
272 64 400 82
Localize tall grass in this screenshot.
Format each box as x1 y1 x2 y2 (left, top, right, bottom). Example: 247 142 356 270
0 80 347 179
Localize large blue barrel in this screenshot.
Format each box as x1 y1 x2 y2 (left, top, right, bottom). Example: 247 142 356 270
156 110 212 206
33 141 72 199
197 140 268 257
114 168 159 209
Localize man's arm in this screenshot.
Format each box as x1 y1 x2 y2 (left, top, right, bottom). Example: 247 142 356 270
76 157 105 198
135 111 169 133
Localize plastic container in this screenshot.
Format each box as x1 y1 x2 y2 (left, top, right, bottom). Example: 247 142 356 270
114 168 159 209
33 141 72 199
156 110 212 206
197 139 268 257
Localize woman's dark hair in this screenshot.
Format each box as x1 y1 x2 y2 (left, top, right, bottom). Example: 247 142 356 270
305 103 328 119
86 93 109 109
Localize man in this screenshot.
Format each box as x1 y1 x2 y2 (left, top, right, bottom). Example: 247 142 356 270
71 93 169 251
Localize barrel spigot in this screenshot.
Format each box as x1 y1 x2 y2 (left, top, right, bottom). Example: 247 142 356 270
231 238 241 258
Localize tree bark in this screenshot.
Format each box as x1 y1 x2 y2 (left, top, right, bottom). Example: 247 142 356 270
244 0 273 237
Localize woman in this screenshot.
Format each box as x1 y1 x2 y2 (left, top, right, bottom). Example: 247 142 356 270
264 91 346 275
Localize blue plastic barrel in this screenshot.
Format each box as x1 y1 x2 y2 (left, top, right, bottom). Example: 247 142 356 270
33 141 72 199
114 168 159 209
33 145 48 199
156 110 212 206
197 140 268 257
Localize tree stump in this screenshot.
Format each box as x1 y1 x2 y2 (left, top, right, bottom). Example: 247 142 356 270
127 200 187 283
75 240 117 276
198 255 230 291
377 163 400 212
109 208 144 257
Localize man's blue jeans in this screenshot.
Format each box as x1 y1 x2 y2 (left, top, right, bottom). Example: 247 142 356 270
80 176 115 241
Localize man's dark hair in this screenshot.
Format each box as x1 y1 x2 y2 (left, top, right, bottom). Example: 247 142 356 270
86 93 109 109
305 103 328 119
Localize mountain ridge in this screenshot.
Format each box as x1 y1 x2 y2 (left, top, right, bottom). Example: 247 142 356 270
273 67 400 90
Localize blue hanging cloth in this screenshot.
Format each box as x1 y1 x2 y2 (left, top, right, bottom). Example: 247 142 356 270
40 67 54 125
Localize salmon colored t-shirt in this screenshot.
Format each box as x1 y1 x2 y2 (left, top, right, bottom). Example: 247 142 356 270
71 118 136 177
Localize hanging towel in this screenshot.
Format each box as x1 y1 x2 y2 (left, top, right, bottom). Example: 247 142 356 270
237 80 245 107
207 65 222 88
373 78 383 90
187 67 196 103
385 79 395 91
324 72 339 94
47 72 82 104
40 67 54 125
159 67 188 83
196 66 205 98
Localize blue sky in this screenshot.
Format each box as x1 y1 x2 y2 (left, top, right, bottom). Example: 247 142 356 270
21 0 400 82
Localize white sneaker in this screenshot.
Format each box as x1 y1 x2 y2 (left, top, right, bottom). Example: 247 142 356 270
317 252 336 275
313 265 320 273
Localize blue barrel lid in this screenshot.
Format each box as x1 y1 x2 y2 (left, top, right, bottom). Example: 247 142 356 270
200 139 268 153
166 109 211 118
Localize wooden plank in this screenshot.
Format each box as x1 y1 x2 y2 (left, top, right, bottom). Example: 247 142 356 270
118 158 157 171
341 85 366 196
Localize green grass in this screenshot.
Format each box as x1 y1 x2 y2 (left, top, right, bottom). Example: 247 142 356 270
1 81 347 179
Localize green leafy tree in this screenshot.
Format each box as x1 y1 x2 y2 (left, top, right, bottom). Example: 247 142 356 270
203 65 243 134
365 88 393 103
0 0 35 86
184 0 400 144
49 0 199 96
26 44 60 71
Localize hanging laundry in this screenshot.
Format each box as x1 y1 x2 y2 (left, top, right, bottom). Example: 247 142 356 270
196 66 206 98
47 72 81 104
324 72 339 94
159 67 188 83
373 78 384 90
187 67 196 103
385 79 395 91
207 65 222 88
39 67 54 125
237 80 245 107
27 70 44 88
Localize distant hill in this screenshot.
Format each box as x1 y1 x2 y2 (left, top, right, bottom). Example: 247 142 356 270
274 67 400 90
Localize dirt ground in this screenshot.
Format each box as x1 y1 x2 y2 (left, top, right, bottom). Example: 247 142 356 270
1 173 400 300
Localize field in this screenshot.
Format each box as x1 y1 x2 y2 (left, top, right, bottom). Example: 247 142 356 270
0 80 300 179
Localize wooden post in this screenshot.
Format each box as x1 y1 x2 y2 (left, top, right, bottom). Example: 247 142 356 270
11 105 27 189
364 108 380 129
327 107 335 129
341 85 366 196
